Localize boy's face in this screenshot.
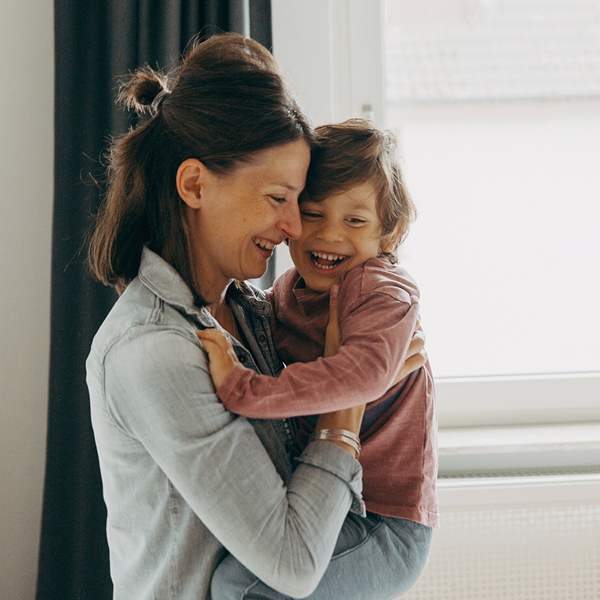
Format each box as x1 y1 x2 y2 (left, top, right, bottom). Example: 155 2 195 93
289 182 384 292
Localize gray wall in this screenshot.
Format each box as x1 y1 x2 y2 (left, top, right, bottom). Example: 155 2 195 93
0 1 54 598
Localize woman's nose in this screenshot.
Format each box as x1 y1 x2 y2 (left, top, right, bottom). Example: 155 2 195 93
278 202 303 240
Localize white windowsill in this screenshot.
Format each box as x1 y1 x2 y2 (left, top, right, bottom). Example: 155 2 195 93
437 471 600 508
438 421 600 475
437 422 600 507
439 422 600 455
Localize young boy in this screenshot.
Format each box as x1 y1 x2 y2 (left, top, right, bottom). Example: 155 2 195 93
200 118 437 524
200 120 438 594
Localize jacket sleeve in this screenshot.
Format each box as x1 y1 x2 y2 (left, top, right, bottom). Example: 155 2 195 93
217 290 419 418
102 326 364 597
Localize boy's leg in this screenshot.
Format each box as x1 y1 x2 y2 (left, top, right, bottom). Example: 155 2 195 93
211 512 432 600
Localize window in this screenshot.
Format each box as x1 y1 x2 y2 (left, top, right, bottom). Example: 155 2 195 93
271 0 600 428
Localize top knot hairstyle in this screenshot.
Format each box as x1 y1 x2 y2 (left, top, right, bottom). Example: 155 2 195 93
304 119 416 261
88 34 314 300
118 65 170 114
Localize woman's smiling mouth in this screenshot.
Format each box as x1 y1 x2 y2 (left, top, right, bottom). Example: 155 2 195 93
252 237 277 257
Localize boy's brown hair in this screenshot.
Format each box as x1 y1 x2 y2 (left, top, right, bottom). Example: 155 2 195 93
304 118 416 261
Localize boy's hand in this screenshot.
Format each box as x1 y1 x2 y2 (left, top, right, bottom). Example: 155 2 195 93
196 329 239 390
324 285 342 358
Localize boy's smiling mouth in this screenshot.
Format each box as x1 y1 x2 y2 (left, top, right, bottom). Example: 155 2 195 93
309 250 348 271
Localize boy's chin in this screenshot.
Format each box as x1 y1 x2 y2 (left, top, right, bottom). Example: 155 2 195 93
300 273 337 293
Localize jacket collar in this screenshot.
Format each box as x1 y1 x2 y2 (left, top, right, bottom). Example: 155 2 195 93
137 247 271 324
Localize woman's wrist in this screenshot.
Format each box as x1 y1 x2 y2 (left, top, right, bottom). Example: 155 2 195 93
315 405 365 436
314 404 366 458
310 429 361 457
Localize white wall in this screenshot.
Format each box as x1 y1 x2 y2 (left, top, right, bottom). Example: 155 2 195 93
0 1 54 598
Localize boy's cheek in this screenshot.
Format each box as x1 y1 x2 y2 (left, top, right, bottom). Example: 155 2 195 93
287 239 304 258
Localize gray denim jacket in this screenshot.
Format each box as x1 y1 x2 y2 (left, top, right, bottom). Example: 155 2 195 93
86 247 364 600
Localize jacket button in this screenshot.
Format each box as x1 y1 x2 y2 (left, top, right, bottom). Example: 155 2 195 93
257 333 267 343
239 354 247 362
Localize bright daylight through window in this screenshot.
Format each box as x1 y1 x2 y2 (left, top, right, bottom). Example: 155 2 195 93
384 0 600 379
270 0 600 427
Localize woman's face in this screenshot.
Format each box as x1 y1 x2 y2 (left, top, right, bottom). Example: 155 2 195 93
190 139 311 297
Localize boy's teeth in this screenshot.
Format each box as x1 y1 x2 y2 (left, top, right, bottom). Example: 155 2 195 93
312 251 345 261
310 251 346 269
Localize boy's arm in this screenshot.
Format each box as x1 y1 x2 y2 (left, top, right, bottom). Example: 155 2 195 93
195 281 343 390
203 290 420 419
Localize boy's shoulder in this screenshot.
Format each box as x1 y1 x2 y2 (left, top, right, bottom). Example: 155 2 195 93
340 257 420 305
270 266 301 300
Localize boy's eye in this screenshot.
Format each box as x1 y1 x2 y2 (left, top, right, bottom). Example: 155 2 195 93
346 218 367 225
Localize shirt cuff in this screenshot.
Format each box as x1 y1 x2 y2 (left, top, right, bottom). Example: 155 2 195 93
295 441 366 517
216 362 248 408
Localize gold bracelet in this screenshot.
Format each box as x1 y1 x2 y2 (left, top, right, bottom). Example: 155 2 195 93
310 428 361 457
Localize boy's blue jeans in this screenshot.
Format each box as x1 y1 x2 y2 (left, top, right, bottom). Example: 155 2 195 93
211 512 432 600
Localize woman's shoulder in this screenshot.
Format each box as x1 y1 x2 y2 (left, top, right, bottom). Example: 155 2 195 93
90 276 201 365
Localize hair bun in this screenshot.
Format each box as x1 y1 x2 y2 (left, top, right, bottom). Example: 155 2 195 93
118 66 169 115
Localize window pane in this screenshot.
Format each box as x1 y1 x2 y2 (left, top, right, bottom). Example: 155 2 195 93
384 0 600 378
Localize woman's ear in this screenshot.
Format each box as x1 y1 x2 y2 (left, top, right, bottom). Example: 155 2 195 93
176 159 207 209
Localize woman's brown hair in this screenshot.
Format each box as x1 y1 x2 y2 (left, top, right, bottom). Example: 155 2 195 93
303 119 416 261
88 33 314 301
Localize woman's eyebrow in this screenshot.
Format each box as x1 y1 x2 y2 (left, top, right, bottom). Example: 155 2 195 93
267 182 301 194
281 183 302 192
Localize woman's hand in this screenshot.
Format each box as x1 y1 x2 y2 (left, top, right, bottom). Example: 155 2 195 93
196 329 239 390
390 317 427 387
324 285 342 358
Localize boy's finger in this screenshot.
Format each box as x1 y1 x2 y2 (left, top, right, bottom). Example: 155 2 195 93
196 328 231 350
198 337 219 354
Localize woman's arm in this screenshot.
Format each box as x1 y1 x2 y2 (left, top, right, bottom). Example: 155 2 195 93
101 326 363 598
313 286 365 456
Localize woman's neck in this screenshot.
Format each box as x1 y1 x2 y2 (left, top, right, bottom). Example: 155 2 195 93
208 299 239 340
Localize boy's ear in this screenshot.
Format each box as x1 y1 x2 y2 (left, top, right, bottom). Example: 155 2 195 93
176 159 208 209
379 224 402 255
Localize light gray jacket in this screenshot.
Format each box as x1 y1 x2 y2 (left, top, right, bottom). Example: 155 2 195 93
86 247 364 600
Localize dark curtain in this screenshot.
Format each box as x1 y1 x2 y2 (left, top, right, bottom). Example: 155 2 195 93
37 2 272 599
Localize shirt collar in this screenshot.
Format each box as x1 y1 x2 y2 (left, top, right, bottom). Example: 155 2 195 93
137 246 213 327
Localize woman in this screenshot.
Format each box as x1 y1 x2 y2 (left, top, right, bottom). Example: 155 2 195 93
87 34 428 599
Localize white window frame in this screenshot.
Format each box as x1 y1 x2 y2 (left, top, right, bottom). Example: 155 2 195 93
271 0 600 429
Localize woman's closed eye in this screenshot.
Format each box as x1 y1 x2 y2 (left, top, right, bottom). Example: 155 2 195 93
270 196 287 204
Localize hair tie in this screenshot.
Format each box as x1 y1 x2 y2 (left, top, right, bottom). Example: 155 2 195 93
151 89 171 114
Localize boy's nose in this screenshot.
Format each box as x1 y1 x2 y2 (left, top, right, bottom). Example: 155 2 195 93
316 222 344 243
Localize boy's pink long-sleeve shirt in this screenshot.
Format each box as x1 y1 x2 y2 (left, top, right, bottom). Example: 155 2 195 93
218 258 439 526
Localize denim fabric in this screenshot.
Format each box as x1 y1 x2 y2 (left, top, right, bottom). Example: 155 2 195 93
211 513 432 600
86 247 364 600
